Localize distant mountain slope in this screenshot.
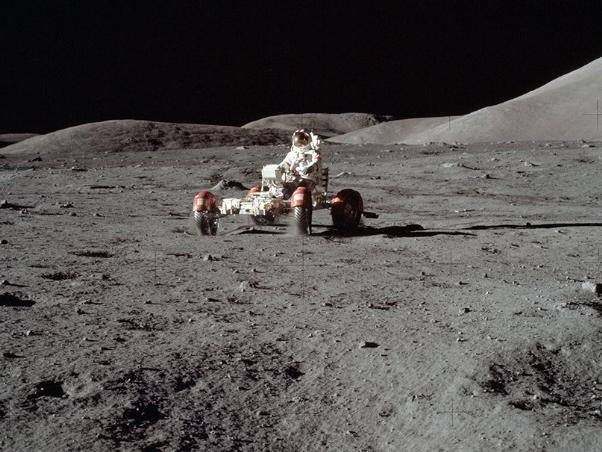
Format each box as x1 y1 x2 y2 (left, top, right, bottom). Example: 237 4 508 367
0 120 290 155
328 117 459 145
0 133 39 148
330 56 602 144
242 113 394 137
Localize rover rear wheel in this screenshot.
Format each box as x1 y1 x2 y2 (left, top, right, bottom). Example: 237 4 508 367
331 189 363 231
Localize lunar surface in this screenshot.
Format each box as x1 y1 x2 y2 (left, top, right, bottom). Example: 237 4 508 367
1 130 602 451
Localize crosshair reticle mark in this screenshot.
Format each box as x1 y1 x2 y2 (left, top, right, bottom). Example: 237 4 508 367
583 246 602 278
583 98 601 130
439 249 462 278
437 400 474 427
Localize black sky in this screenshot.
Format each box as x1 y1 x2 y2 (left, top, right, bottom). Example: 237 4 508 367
2 1 602 133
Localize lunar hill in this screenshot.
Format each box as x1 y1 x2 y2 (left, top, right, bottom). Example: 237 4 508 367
0 120 291 156
242 112 394 138
0 133 39 149
328 116 461 145
330 56 602 144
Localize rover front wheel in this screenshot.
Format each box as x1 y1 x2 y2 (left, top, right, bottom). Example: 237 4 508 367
293 205 311 235
193 211 218 236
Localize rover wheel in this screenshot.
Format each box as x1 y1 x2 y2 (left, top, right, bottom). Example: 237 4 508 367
193 211 215 236
293 206 308 235
209 216 219 235
331 189 363 231
293 205 312 235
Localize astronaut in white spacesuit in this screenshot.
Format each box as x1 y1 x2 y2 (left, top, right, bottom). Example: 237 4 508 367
277 129 322 197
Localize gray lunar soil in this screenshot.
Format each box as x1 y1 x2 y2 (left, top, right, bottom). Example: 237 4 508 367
1 138 602 451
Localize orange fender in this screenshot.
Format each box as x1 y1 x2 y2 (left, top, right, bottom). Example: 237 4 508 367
331 189 363 212
290 186 311 208
244 184 262 199
193 191 218 212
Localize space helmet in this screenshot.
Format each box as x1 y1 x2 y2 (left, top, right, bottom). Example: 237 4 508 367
292 129 311 148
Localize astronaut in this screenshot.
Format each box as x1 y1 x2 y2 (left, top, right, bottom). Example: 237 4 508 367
277 129 322 196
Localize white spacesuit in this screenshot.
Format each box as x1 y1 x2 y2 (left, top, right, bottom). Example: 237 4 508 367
278 129 322 192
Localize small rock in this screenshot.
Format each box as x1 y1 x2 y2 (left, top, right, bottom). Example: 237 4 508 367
239 281 251 292
202 254 214 262
24 330 33 336
75 307 85 314
459 307 471 314
359 341 379 349
582 281 602 295
0 239 8 245
70 212 77 216
332 171 352 178
3 351 18 358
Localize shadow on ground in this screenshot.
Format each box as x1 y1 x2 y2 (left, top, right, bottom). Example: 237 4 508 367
234 224 476 238
229 221 602 238
463 222 602 231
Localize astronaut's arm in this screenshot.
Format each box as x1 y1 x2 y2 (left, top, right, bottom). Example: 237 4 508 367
278 152 293 171
310 132 321 150
297 150 321 175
